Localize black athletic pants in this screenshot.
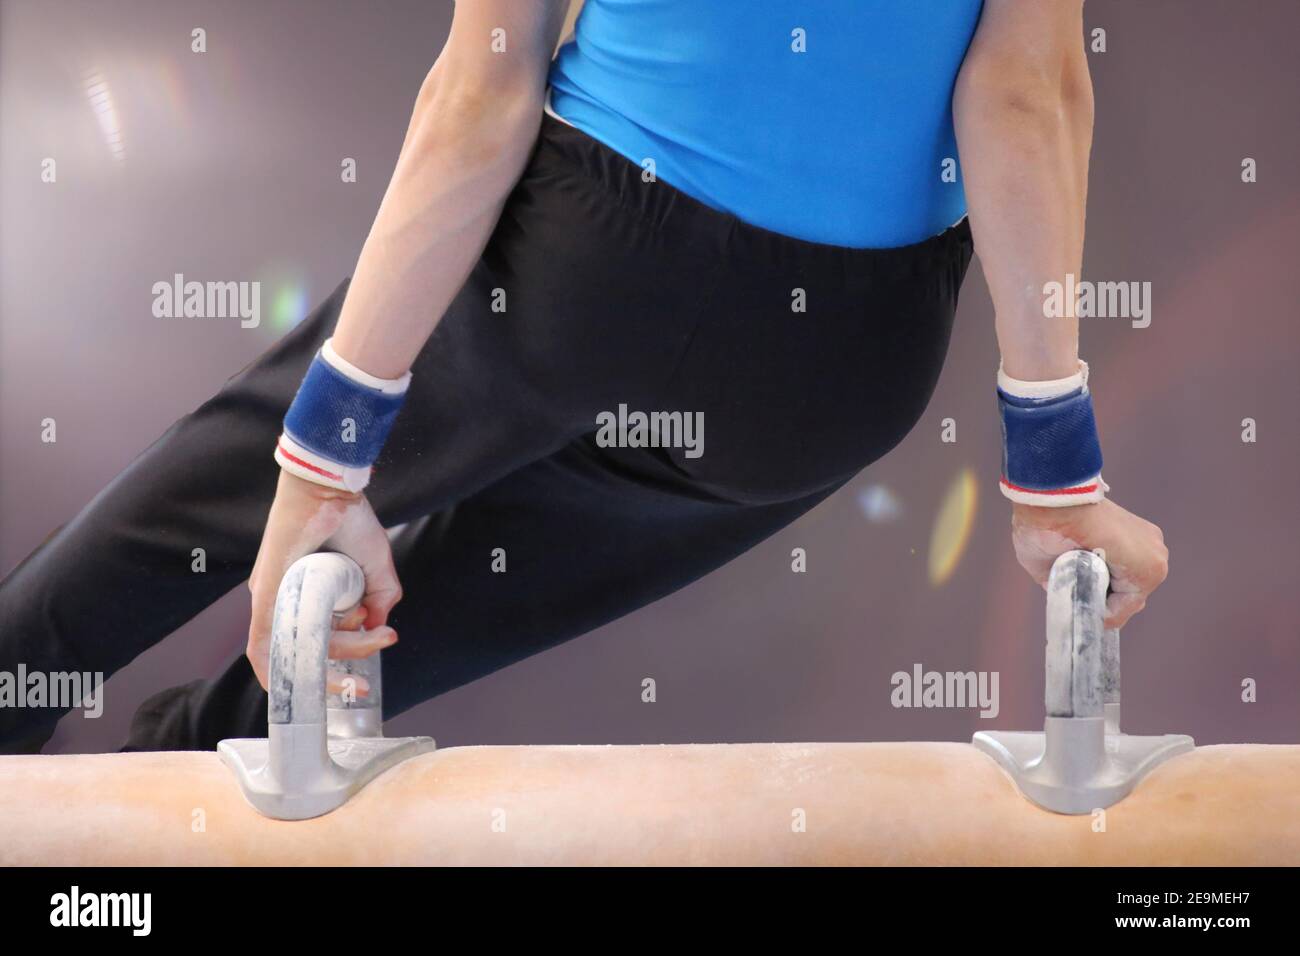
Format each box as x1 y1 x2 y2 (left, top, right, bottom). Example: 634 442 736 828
0 115 973 751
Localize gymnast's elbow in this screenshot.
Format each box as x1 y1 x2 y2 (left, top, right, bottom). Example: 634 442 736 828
954 52 1073 131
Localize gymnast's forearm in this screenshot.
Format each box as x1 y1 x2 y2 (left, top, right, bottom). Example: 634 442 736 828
953 0 1092 382
330 1 568 379
328 80 541 380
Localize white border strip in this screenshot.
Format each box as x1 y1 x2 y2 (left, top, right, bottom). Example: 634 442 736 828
321 338 411 395
998 359 1089 400
999 474 1109 507
274 431 371 493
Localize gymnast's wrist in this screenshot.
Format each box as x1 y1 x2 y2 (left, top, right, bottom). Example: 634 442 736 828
997 359 1108 508
274 338 411 493
276 467 363 503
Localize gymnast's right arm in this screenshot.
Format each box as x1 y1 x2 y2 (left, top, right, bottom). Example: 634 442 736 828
244 0 572 691
953 0 1169 628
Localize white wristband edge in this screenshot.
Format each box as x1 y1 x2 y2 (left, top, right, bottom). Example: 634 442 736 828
999 474 1109 507
997 359 1090 400
274 432 371 492
320 338 411 395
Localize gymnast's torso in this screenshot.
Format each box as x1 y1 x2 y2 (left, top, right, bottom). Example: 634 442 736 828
547 0 985 247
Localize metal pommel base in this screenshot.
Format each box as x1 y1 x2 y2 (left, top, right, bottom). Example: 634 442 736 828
973 717 1193 815
219 726 436 821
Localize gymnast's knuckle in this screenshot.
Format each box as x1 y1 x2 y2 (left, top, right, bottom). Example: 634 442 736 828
1151 549 1170 584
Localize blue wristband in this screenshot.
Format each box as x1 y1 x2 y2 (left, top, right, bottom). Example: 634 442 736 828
998 363 1106 506
275 340 410 491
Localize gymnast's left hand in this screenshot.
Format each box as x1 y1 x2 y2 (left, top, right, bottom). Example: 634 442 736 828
245 470 401 692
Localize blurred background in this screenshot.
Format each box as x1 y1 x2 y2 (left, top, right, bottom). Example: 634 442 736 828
1 0 1296 753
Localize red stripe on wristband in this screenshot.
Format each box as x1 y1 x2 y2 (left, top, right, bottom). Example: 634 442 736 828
1000 478 1099 496
277 441 343 482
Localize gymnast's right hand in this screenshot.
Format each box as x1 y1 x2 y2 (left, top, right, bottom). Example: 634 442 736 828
245 469 401 692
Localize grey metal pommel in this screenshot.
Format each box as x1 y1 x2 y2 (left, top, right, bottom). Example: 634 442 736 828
218 552 436 820
972 549 1193 814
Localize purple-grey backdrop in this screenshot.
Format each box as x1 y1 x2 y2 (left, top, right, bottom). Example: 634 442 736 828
1 0 1296 752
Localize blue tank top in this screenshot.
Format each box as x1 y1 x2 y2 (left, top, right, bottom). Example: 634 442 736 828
547 0 984 248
